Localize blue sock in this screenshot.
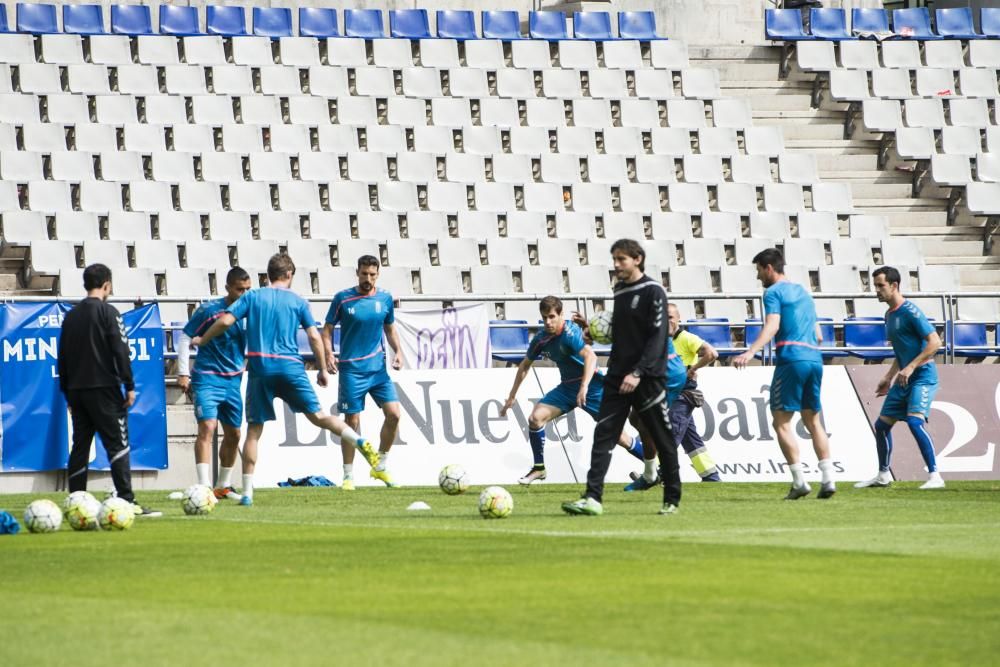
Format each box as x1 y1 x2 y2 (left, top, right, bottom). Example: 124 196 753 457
528 428 545 468
627 436 645 461
906 415 937 473
874 419 893 472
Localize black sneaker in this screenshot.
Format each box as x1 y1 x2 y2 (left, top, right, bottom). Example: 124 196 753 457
131 503 163 518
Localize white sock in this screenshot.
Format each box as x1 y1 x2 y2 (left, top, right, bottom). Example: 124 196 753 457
643 457 657 482
343 463 354 480
789 463 805 487
195 463 211 487
376 450 389 472
817 459 834 485
242 474 254 500
340 426 361 448
216 465 234 488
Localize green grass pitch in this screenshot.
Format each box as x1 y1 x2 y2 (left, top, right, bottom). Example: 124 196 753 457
1 482 998 666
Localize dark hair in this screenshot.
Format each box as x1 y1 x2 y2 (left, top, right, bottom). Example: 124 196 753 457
83 263 112 291
752 248 785 274
226 266 251 286
872 266 901 288
610 238 645 271
267 253 295 282
357 255 380 270
539 295 563 314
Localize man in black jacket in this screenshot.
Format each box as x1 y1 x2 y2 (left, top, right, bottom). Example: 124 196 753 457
562 239 682 516
58 264 159 517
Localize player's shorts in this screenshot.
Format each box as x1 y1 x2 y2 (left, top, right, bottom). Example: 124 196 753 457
880 378 938 421
192 373 243 428
770 361 823 413
337 367 398 415
539 380 604 420
246 369 322 424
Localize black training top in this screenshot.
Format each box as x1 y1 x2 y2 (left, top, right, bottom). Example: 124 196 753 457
58 297 134 393
607 274 669 379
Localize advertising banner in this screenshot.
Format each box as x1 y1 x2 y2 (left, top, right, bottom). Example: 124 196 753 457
393 304 492 369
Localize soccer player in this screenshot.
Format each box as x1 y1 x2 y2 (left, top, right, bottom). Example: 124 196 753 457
733 248 835 500
562 239 682 516
193 253 378 505
176 267 253 500
322 255 404 490
500 296 645 485
855 266 944 490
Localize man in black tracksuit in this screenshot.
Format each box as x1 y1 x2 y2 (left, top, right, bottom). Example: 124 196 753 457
563 239 682 516
58 263 158 516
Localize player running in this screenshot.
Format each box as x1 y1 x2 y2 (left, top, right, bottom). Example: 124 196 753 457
855 266 944 490
501 296 645 485
193 253 378 506
733 248 835 500
322 255 404 490
177 267 252 500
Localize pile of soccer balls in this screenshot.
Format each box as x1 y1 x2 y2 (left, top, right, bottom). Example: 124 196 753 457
437 464 514 519
20 492 136 533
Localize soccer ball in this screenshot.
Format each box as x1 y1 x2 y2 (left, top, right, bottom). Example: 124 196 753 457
438 464 469 495
24 499 63 533
63 491 101 531
98 497 135 531
478 486 514 519
588 310 613 344
181 484 218 516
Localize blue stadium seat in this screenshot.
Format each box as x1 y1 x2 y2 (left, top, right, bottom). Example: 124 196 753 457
765 9 813 41
935 8 981 39
686 319 737 357
617 11 659 40
892 8 940 39
298 7 339 38
62 4 104 35
17 3 58 33
744 319 767 360
843 317 893 361
851 8 890 36
490 320 530 364
436 10 476 40
810 9 854 40
573 11 613 40
948 322 999 358
206 5 247 37
344 9 384 39
983 8 1000 38
817 317 847 358
111 5 152 35
390 9 430 39
253 7 292 38
529 11 567 40
159 5 201 36
0 5 9 32
482 10 522 40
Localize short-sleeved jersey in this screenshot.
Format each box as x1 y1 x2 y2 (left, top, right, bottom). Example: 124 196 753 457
673 329 705 368
183 297 245 376
527 321 603 385
886 299 938 382
325 287 395 374
226 287 314 376
763 280 822 365
666 335 688 389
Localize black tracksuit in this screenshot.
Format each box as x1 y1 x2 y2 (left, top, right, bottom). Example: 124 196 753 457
584 274 682 506
58 297 135 502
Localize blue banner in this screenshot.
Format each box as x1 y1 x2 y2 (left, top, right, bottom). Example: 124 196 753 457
0 302 168 471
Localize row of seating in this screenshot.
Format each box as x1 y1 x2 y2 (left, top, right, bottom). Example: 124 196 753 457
0 5 662 41
798 39 1000 71
767 7 999 42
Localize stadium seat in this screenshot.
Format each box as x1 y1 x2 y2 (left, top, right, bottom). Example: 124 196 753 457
573 11 612 40
947 322 997 359
617 11 659 40
253 7 291 38
490 320 530 364
983 8 1000 38
18 3 58 33
810 9 853 40
482 10 522 40
529 11 567 40
390 9 430 38
685 319 737 356
111 4 152 35
206 5 247 36
764 9 812 41
436 10 476 40
63 4 104 34
935 8 980 39
893 8 940 39
852 8 890 36
159 5 200 36
297 8 338 38
0 5 8 31
844 317 893 360
344 9 384 39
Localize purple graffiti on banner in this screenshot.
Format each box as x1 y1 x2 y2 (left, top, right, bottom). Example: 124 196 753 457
415 307 479 369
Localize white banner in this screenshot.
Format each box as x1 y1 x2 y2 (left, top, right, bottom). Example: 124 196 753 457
251 367 879 488
393 304 492 370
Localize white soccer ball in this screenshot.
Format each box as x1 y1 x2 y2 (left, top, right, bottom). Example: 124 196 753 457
588 310 613 345
438 464 469 495
181 484 218 516
24 499 63 533
63 491 101 531
478 486 514 519
99 497 135 531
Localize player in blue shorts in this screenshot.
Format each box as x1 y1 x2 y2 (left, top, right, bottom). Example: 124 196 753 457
193 253 378 506
322 255 404 490
734 248 836 500
177 267 252 500
856 266 945 490
501 296 644 485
